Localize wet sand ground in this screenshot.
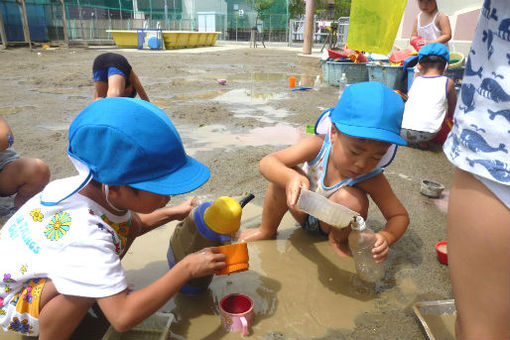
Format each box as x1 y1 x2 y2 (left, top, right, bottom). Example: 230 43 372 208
0 43 454 339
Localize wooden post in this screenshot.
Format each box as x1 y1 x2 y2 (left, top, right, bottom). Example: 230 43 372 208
17 0 32 49
58 0 69 47
0 6 8 49
302 0 314 54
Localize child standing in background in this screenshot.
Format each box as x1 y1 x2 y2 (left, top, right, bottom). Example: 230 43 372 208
411 0 452 49
239 82 409 264
401 43 457 147
0 98 225 339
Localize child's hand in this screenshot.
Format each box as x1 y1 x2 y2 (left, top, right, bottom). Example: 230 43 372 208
171 197 196 221
183 247 226 279
286 176 309 208
372 233 389 263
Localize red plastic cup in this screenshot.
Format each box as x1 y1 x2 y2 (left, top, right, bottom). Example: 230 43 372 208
435 241 448 265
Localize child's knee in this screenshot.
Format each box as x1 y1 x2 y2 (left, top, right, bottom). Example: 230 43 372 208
330 187 369 217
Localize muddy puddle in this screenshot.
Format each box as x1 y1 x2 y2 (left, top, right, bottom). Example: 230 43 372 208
119 203 381 339
178 123 307 155
0 106 36 115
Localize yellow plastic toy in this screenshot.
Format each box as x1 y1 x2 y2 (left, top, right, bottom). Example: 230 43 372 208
204 196 242 235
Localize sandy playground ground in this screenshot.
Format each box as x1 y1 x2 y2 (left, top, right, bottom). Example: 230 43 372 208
0 42 455 340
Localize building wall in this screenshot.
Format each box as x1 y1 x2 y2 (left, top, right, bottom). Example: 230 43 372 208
394 0 483 55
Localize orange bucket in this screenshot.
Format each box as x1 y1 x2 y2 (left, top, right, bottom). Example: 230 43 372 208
217 243 249 275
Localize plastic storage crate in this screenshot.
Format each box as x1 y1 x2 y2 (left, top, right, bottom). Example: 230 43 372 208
322 61 369 86
366 64 406 92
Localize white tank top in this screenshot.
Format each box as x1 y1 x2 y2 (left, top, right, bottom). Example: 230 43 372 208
402 75 449 133
417 12 448 49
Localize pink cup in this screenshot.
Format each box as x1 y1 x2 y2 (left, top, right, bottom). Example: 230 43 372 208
219 293 254 337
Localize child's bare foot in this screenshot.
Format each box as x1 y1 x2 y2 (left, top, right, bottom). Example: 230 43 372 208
237 227 274 242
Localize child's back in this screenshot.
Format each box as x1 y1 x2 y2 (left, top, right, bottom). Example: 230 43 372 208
401 43 457 145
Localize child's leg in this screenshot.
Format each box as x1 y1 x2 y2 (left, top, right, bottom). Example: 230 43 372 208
38 280 95 340
0 157 50 208
325 186 369 257
106 74 127 98
447 169 509 339
239 182 289 241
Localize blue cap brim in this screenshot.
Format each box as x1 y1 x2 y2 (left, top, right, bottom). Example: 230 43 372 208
130 155 210 195
335 123 408 146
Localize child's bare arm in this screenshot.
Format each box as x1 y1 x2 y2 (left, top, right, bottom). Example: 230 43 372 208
259 135 323 206
446 78 457 119
134 197 195 236
431 14 452 44
410 16 419 40
130 71 150 102
97 247 225 332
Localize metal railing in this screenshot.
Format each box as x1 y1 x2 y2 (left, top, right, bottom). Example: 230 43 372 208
288 17 349 48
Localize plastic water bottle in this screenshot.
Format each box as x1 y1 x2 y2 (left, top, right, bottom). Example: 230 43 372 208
348 216 385 282
338 72 347 99
313 75 321 91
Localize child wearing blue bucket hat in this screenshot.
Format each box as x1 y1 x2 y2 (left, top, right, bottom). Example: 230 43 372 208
0 97 226 339
401 42 457 148
239 82 409 263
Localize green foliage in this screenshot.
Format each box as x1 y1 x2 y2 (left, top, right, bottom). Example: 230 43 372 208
288 0 351 19
288 0 305 19
246 0 276 16
333 0 351 17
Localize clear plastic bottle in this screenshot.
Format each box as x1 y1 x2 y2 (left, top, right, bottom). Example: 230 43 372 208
313 75 321 91
348 216 385 282
338 72 347 99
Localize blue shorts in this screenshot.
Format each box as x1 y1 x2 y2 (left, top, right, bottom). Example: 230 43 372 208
92 67 127 83
301 215 328 236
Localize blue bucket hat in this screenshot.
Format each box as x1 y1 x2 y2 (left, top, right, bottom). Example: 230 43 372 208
331 82 406 145
42 98 210 205
418 42 449 62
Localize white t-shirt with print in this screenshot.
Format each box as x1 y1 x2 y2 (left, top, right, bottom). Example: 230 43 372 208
0 191 131 330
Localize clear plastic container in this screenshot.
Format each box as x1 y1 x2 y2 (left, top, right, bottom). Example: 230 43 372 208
348 216 385 282
296 188 358 228
338 72 347 99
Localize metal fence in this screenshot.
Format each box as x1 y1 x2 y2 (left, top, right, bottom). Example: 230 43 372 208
0 0 293 44
289 17 349 48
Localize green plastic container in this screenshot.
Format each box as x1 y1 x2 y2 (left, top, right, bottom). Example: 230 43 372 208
322 61 369 87
366 64 406 92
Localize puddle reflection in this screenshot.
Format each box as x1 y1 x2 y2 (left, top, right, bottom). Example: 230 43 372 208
179 123 307 156
0 106 35 115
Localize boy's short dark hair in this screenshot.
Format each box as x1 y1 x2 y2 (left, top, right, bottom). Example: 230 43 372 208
418 55 447 72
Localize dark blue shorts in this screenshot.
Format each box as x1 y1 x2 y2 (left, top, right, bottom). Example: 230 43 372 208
92 67 127 82
301 215 328 236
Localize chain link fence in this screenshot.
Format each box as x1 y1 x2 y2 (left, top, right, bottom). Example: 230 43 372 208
0 0 292 44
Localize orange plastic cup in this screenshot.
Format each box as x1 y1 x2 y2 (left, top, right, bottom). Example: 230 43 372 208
217 243 249 275
289 76 296 88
